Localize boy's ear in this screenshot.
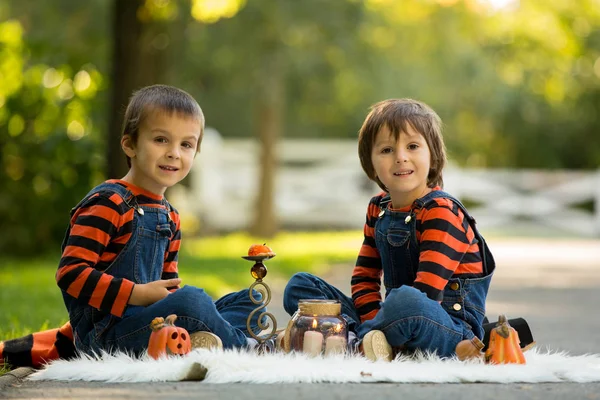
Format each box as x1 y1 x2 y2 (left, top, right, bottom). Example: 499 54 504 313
121 135 136 158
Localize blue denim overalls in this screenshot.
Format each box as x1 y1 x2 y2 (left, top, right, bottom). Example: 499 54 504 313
283 190 495 357
60 181 262 355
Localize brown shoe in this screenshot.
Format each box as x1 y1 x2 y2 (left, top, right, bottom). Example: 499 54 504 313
190 331 223 350
362 330 393 362
455 337 484 361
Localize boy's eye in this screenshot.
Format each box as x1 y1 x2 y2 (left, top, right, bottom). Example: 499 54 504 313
182 142 194 149
155 137 167 143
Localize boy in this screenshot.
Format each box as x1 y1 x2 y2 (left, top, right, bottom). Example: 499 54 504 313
284 99 533 361
2 85 266 366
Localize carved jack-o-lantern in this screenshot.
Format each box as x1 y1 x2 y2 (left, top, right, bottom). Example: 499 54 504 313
485 315 526 365
147 314 191 359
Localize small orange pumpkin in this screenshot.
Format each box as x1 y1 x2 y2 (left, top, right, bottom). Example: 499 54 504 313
485 315 526 364
147 314 192 359
248 243 275 257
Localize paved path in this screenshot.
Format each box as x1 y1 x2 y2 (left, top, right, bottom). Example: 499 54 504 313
2 238 599 399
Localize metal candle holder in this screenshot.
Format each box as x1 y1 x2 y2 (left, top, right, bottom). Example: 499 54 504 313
241 254 278 352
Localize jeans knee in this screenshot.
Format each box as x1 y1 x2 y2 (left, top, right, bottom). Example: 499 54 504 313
283 272 314 314
168 286 214 318
385 286 430 318
287 272 314 287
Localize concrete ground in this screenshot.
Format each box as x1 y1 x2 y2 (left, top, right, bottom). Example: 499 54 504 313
2 237 599 399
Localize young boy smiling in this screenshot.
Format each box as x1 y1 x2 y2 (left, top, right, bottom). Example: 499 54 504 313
55 84 266 356
284 99 495 361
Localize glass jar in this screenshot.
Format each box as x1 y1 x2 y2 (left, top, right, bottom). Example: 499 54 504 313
283 299 348 357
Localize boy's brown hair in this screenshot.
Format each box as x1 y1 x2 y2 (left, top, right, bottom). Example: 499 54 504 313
121 84 205 167
358 98 447 192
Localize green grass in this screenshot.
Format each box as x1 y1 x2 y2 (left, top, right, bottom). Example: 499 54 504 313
180 231 361 297
0 231 360 343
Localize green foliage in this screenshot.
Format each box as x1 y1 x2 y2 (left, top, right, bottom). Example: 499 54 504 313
0 19 105 256
176 0 600 169
2 0 600 257
0 257 67 335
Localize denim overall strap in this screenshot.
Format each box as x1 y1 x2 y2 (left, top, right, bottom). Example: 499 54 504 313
412 190 495 276
73 182 135 214
106 197 173 285
374 194 420 296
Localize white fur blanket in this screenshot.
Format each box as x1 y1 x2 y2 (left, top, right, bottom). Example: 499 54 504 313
28 348 600 384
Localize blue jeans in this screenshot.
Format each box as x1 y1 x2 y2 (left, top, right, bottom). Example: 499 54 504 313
98 286 262 355
284 272 474 357
61 182 263 356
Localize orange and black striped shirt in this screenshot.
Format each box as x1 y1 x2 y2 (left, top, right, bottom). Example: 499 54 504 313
351 187 484 322
55 179 181 318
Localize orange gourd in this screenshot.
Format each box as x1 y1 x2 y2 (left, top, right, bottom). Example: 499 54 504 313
147 314 192 359
248 243 275 257
485 315 526 364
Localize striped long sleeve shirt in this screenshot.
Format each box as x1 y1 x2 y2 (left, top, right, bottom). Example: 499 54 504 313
55 180 181 318
351 187 484 322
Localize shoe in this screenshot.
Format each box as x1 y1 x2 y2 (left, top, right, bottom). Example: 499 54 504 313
455 337 484 361
361 330 393 362
190 331 223 350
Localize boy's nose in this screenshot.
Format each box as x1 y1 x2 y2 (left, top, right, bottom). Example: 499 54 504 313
395 151 408 163
167 146 180 159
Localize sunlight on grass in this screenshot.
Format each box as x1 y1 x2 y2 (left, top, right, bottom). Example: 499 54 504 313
180 231 361 295
186 231 361 260
0 258 69 339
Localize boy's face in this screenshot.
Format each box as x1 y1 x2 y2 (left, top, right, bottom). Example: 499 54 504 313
121 111 202 195
371 123 431 208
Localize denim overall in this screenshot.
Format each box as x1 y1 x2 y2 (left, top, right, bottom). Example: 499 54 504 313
60 182 262 356
283 190 495 357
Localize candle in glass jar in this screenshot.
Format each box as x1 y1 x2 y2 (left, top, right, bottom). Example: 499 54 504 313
303 331 323 356
324 335 347 356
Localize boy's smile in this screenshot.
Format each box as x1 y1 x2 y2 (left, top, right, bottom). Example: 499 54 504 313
121 111 202 196
371 124 432 208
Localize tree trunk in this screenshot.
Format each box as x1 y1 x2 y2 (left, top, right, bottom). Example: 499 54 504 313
249 53 284 238
107 0 168 179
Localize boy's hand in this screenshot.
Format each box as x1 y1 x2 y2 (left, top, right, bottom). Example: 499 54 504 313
129 278 182 306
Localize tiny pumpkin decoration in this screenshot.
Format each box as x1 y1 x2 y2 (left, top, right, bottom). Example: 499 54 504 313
248 243 276 258
485 315 526 365
148 314 192 359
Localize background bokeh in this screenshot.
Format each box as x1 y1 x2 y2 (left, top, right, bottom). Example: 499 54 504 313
0 0 599 348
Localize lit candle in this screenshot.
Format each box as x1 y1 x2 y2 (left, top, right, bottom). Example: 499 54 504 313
324 335 347 356
303 331 324 357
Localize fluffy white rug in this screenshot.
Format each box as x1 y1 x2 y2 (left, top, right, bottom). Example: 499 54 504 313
29 348 600 384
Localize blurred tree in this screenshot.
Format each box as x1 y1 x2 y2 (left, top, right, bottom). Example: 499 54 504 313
108 0 175 178
249 4 285 238
179 0 370 236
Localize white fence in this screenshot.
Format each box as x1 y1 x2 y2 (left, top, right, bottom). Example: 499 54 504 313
175 131 600 237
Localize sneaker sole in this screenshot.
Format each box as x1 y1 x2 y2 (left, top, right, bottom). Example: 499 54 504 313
190 331 223 350
363 330 393 362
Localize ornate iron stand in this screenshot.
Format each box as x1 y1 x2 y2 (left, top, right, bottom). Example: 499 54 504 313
241 254 278 353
